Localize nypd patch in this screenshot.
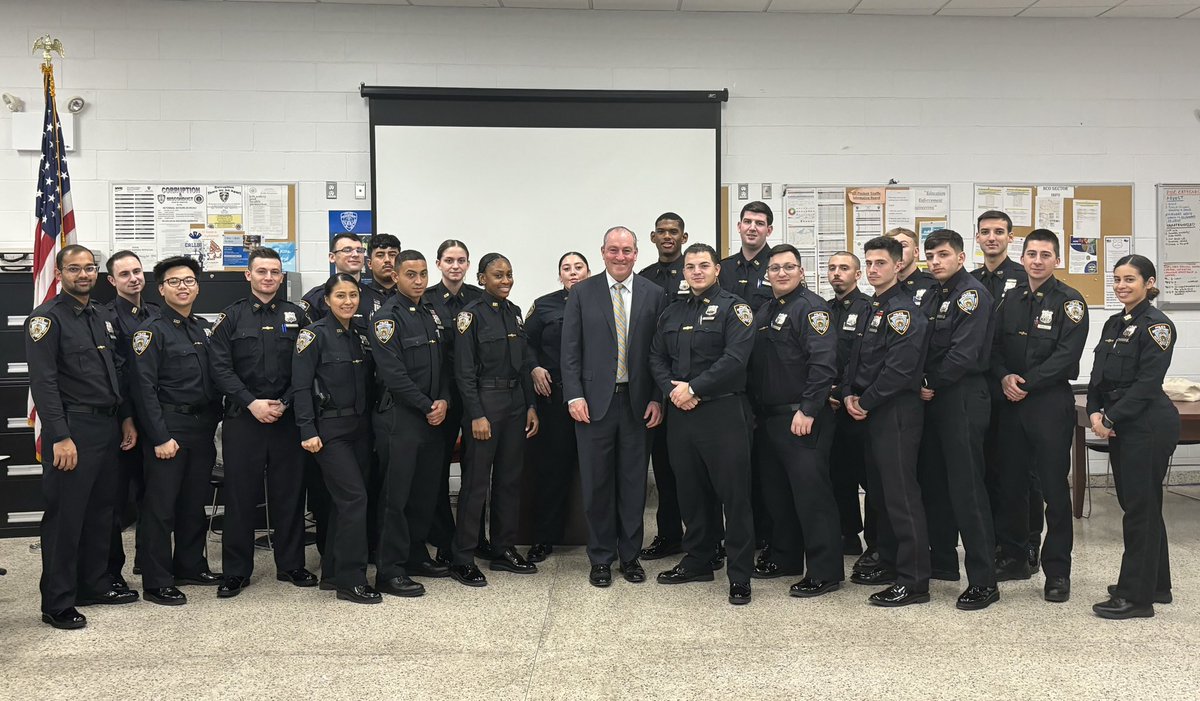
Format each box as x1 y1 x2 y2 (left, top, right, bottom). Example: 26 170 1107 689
887 310 911 335
27 316 51 342
957 289 979 314
297 299 311 313
1148 323 1172 351
296 328 316 354
212 313 226 330
734 303 753 328
374 319 395 344
808 311 830 336
457 311 473 335
1064 299 1085 324
132 330 152 356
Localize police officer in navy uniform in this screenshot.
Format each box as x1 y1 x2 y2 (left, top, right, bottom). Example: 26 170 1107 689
1088 255 1179 620
637 213 690 560
915 229 999 611
825 251 876 564
104 250 159 591
841 236 931 607
293 273 381 605
359 233 401 319
991 230 1088 602
28 245 140 629
451 253 540 587
650 243 756 605
525 252 590 563
208 247 316 598
128 256 223 607
748 244 844 597
888 227 937 307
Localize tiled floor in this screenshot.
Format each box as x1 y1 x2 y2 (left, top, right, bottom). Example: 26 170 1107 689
0 487 1196 700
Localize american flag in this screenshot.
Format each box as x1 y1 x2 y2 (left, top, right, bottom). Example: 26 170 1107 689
29 62 76 459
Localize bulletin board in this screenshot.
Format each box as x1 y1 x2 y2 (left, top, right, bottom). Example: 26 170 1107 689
110 182 298 272
973 184 1133 308
1156 184 1200 310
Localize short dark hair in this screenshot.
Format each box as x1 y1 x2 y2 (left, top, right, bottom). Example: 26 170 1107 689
106 249 141 276
153 255 200 282
682 242 719 266
368 233 401 254
558 251 590 270
330 233 361 252
248 247 280 266
323 272 359 298
739 201 773 226
923 229 964 253
977 210 1013 233
1022 228 1060 257
768 243 802 266
56 244 94 270
477 252 511 276
885 227 918 245
863 236 903 263
655 212 685 231
829 250 861 269
1113 254 1160 301
437 239 469 259
396 249 426 265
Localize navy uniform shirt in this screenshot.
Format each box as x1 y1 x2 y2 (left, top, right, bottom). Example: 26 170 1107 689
128 306 220 446
208 294 312 409
922 267 994 390
455 292 536 421
827 288 873 379
428 281 483 388
639 258 690 302
26 292 129 443
649 285 755 399
842 283 928 412
299 279 371 335
369 293 448 417
292 315 373 441
107 296 159 400
359 279 397 322
719 247 774 311
991 276 1088 393
1086 299 1176 424
525 288 569 382
901 268 938 308
971 256 1027 306
749 286 838 418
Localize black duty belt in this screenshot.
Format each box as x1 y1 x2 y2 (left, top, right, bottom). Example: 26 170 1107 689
320 407 361 419
613 383 629 394
65 404 119 416
478 378 518 389
162 403 209 415
759 403 801 416
702 392 739 402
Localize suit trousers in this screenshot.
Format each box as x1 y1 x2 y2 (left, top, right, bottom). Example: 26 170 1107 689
575 390 650 566
453 387 527 565
375 406 445 578
314 415 370 588
138 417 218 589
220 410 306 578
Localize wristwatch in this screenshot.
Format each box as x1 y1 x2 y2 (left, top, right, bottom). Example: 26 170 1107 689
687 385 695 397
1101 413 1114 429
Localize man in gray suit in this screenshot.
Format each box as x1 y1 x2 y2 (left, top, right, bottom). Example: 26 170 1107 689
562 227 667 588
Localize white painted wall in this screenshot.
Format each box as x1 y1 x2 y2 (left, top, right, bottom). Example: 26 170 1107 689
2 0 1198 470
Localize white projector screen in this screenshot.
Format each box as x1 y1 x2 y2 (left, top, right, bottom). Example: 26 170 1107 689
373 125 717 311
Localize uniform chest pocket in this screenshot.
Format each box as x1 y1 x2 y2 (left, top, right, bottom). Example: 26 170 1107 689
767 326 804 362
401 334 431 352
1099 341 1137 382
230 329 261 360
63 342 96 373
691 324 724 351
930 318 954 348
660 328 682 356
164 345 200 371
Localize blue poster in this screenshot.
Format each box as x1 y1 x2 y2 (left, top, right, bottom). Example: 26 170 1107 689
328 209 373 276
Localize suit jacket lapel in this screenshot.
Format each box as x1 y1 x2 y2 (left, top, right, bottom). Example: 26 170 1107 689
601 276 617 339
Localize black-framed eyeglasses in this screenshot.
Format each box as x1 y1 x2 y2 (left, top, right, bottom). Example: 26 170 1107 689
62 264 98 275
334 246 366 256
164 277 198 288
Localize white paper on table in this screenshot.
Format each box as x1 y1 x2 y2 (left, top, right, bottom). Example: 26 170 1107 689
884 188 912 233
1103 236 1131 308
1002 187 1033 227
1073 199 1102 238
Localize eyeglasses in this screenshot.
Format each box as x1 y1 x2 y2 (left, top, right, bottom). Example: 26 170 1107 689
62 264 98 275
766 263 801 274
164 277 198 288
334 247 366 256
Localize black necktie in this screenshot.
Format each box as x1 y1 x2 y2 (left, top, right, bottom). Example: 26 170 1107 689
86 307 120 398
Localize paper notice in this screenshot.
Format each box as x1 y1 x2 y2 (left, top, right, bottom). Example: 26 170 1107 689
1103 236 1131 308
247 185 287 240
975 186 1004 218
1003 187 1033 227
784 188 818 249
1008 236 1025 261
1040 185 1074 199
1162 262 1200 302
912 186 949 218
1162 187 1200 260
1069 236 1099 275
154 185 207 266
1073 199 1101 238
885 188 912 233
918 220 947 250
1036 196 1066 266
207 185 244 231
848 187 885 205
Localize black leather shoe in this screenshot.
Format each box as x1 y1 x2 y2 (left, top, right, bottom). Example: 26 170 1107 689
789 578 841 598
175 570 222 586
490 547 537 574
110 574 130 592
755 543 771 568
640 536 682 561
849 567 895 586
77 588 139 606
338 585 383 604
619 559 645 583
842 534 864 556
709 546 726 572
217 575 250 598
474 538 496 560
656 565 715 585
1093 597 1154 620
868 584 930 607
1027 544 1041 574
1045 577 1071 603
589 564 612 588
434 550 453 567
1108 584 1171 605
956 585 1000 611
931 568 961 582
852 548 881 573
276 568 318 587
408 560 451 578
526 543 553 563
450 564 488 587
145 586 187 606
318 579 337 591
42 607 86 630
729 582 751 605
751 561 801 579
995 556 1031 582
377 576 425 598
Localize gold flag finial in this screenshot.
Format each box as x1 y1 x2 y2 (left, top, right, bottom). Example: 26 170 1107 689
32 35 65 67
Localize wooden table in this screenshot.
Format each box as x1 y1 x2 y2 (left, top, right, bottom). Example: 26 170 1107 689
1072 395 1200 517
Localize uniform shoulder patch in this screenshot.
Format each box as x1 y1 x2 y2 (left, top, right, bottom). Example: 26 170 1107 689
132 330 152 356
297 299 311 313
526 302 536 317
887 310 911 335
296 328 316 353
27 316 51 342
733 303 753 327
374 319 395 344
808 310 830 335
957 289 979 314
1064 299 1085 324
457 311 473 335
1148 323 1172 351
212 312 226 330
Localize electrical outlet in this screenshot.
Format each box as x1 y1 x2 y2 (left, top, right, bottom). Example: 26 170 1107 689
326 181 337 199
737 184 749 200
355 182 366 200
762 184 772 199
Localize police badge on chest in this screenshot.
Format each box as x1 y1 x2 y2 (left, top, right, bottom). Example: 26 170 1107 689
1036 309 1054 330
700 304 719 324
